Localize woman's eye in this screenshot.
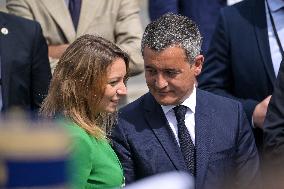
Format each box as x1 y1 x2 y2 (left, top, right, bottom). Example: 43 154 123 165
123 77 129 85
108 80 118 86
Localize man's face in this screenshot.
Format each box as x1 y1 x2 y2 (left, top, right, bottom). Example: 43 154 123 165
144 46 203 106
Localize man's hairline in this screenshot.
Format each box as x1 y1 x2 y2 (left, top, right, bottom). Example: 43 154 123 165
141 44 196 65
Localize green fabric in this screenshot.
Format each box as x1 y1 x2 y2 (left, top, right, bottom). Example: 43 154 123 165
60 120 124 189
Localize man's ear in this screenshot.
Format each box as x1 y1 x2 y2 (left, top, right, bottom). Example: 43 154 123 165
193 55 204 76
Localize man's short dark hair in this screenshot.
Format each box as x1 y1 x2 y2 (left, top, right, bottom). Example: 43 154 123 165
141 13 202 63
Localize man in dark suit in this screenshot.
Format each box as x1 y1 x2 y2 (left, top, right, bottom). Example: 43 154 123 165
0 12 51 113
112 13 259 189
198 0 283 148
263 61 284 188
148 0 227 53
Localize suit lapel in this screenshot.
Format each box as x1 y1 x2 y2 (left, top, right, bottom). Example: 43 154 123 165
0 14 12 110
76 0 101 37
253 0 276 83
195 89 212 189
40 0 76 43
143 93 188 172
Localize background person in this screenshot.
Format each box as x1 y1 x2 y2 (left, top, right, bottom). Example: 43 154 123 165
198 0 284 150
263 53 284 187
6 0 144 76
0 12 51 113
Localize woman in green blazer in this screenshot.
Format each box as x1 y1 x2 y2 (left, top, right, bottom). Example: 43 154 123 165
40 34 129 188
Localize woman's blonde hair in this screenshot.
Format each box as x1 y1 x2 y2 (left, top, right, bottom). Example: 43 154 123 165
40 34 129 139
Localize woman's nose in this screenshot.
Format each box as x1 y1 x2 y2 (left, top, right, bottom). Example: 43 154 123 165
116 82 127 96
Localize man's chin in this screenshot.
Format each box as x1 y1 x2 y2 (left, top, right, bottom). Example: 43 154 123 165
153 96 178 106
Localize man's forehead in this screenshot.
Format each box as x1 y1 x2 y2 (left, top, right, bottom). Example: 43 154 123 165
143 47 191 69
143 46 187 57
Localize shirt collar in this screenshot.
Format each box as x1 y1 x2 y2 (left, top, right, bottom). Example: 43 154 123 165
65 0 69 6
267 0 284 12
161 87 196 114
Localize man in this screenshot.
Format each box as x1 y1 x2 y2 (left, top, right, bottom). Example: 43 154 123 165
263 44 284 188
148 0 227 54
111 13 259 189
198 0 284 148
0 12 51 113
6 0 144 76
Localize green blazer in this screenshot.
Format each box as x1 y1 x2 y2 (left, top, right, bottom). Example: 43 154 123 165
61 120 124 189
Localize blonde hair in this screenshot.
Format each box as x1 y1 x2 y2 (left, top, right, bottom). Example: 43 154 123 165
40 34 129 139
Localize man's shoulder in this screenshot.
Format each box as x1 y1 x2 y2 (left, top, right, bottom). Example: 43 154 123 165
222 0 253 12
120 93 151 114
0 12 41 38
220 0 255 20
0 12 38 27
197 89 242 108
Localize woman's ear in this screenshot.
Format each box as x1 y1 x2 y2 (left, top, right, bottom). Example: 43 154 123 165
194 55 204 76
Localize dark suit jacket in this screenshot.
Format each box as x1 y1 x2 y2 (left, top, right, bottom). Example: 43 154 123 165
148 0 226 53
198 0 274 148
0 12 51 112
112 89 260 189
263 60 284 188
198 0 274 123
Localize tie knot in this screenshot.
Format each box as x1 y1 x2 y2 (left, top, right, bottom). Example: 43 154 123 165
173 105 188 122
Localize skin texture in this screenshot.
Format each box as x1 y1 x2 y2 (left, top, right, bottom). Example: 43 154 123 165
144 46 204 106
99 58 127 113
48 44 69 59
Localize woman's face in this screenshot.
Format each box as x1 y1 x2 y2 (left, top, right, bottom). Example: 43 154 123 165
98 58 127 113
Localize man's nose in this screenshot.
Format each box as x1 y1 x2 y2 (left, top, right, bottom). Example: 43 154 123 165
155 74 168 89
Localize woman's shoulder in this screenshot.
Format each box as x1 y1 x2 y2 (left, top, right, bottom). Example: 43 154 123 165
57 119 94 144
56 118 111 150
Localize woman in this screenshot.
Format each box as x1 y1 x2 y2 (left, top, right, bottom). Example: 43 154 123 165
40 34 129 188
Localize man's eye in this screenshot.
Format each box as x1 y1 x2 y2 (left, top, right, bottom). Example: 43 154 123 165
166 70 178 77
146 69 156 75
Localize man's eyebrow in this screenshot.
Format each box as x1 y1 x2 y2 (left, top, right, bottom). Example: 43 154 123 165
145 65 154 68
164 68 178 71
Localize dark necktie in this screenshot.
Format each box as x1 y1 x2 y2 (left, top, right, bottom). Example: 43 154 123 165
68 0 81 31
173 105 196 176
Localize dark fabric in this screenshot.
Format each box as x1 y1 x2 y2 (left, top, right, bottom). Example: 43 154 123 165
148 0 226 54
68 0 81 30
0 12 51 113
198 0 275 150
111 89 260 189
173 105 195 175
263 59 284 188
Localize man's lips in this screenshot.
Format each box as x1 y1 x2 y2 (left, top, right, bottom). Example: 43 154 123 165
156 90 171 95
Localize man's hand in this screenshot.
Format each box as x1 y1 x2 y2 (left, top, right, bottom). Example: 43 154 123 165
48 44 69 59
253 95 272 129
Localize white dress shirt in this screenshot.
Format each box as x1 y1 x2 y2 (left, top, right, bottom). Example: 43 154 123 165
64 0 69 5
227 0 243 6
161 87 196 145
266 0 284 76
